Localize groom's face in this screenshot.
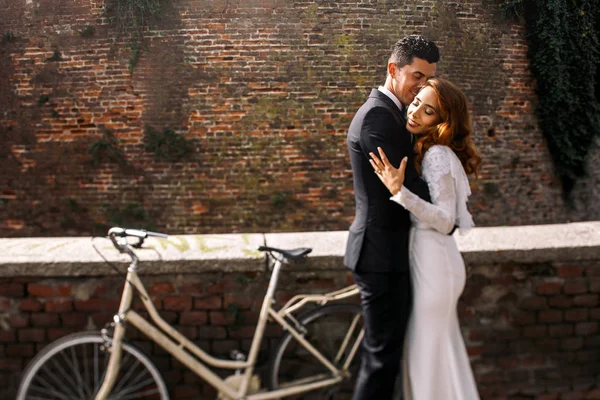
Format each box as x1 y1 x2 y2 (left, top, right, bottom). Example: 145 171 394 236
388 57 437 107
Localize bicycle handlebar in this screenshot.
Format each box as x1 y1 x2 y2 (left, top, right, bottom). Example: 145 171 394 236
108 227 168 239
107 227 169 260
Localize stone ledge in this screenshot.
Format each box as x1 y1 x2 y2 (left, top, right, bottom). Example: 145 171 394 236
0 221 598 277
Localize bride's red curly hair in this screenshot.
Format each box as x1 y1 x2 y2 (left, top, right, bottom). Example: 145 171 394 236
413 78 481 176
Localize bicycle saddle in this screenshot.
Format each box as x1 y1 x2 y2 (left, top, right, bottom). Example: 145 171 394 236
258 246 312 260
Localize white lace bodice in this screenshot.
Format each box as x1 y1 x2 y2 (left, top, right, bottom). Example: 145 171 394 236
391 145 474 235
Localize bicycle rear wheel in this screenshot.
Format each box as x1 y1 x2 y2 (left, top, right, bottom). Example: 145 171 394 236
16 331 169 400
268 303 363 400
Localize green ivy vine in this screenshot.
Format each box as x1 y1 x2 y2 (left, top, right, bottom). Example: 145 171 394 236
500 0 600 199
105 0 163 71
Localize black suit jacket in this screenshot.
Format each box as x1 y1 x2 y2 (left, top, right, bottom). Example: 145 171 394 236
344 89 431 272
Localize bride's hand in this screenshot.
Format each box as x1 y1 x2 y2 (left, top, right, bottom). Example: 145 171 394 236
369 147 406 196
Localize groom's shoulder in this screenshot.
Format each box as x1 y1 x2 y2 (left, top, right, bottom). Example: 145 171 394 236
357 89 395 114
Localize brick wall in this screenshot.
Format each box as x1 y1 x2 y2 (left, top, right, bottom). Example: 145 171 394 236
1 0 599 237
1 260 600 399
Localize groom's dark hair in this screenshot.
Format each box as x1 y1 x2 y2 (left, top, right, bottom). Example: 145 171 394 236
391 35 440 68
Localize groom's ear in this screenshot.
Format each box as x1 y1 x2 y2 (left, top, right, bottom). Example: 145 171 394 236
387 62 396 77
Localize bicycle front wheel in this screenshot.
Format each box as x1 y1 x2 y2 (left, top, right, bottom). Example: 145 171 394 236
268 303 363 400
16 331 169 400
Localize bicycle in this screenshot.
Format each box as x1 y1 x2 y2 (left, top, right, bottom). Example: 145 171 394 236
16 227 363 399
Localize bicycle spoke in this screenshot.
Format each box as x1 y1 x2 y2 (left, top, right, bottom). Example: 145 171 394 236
29 376 72 400
112 352 137 393
111 387 161 400
70 344 87 399
39 360 80 399
111 376 159 399
81 341 92 398
22 394 58 400
51 353 81 397
93 341 100 395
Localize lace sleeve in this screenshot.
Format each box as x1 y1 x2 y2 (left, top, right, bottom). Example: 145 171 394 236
391 172 456 234
390 145 474 235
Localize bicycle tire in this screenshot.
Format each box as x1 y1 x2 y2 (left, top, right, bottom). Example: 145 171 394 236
16 331 169 400
268 303 363 400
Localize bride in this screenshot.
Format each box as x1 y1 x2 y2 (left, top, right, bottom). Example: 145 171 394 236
369 77 481 399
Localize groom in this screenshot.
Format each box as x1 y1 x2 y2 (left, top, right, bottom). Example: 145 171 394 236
345 35 439 399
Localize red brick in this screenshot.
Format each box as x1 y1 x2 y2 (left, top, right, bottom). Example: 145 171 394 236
224 294 255 309
556 266 584 278
0 282 25 297
7 314 29 328
513 311 536 325
197 326 226 339
548 324 574 337
497 356 520 369
590 279 600 293
148 282 176 294
179 311 208 325
563 281 588 295
163 296 192 311
28 283 72 297
562 390 585 399
0 298 11 312
44 298 73 312
574 294 599 307
61 312 88 328
520 296 548 310
209 311 236 326
483 341 509 356
548 295 574 308
0 358 22 371
6 344 34 357
205 279 238 293
585 267 600 277
576 350 599 363
586 336 600 347
47 328 73 342
585 389 600 399
74 299 119 311
536 337 560 351
178 282 204 294
565 309 589 322
537 394 560 400
228 326 257 339
536 281 563 295
466 345 482 356
0 330 16 342
30 313 60 327
18 328 46 342
193 295 222 310
523 325 548 338
561 337 584 351
211 340 239 355
91 312 114 326
18 298 43 312
538 310 562 323
576 322 599 336
591 308 600 320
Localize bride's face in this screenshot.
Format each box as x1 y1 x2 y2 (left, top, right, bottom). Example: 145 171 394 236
406 86 441 135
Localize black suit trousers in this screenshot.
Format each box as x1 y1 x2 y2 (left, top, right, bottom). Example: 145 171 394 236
352 268 412 400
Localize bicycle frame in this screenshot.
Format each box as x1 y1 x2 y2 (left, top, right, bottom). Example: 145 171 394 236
95 240 362 400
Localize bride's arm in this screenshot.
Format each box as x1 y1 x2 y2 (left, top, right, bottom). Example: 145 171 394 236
391 170 456 234
370 145 456 234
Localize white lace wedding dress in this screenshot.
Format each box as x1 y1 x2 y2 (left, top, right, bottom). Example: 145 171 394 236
391 145 480 400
